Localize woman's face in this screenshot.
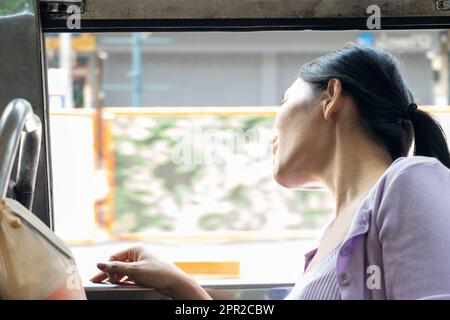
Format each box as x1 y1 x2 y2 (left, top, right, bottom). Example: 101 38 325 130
272 78 332 188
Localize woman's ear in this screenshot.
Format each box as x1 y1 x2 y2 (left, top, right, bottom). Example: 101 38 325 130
322 78 343 120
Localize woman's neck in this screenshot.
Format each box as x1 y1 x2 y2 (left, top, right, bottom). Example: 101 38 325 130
319 136 393 217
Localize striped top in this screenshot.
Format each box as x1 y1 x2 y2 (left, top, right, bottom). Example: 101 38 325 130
285 243 343 300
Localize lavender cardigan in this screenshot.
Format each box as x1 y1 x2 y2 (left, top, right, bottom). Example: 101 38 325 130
302 156 450 300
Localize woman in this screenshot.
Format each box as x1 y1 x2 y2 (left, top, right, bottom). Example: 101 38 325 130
91 44 450 300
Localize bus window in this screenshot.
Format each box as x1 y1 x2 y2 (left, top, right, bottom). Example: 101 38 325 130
44 30 450 287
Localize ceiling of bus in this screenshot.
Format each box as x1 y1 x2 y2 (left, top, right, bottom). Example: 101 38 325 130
42 0 445 19
40 0 450 31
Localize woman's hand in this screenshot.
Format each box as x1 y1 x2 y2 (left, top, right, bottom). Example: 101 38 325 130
90 245 211 300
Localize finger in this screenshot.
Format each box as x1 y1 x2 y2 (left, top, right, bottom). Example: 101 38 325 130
90 271 108 283
98 261 136 277
106 269 128 284
108 251 129 283
118 276 136 286
108 249 138 283
108 273 127 284
95 263 123 284
91 264 131 283
109 246 141 263
122 275 136 283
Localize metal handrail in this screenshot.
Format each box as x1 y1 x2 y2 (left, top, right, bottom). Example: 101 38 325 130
0 99 42 209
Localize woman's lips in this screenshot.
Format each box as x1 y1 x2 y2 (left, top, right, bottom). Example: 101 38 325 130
271 136 278 155
272 143 278 155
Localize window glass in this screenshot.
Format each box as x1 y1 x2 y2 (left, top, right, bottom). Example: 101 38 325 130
45 30 450 284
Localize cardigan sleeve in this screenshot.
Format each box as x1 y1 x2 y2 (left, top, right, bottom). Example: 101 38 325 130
376 159 450 300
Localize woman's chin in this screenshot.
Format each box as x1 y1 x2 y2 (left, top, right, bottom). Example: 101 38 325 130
273 175 291 188
273 171 325 190
273 172 301 189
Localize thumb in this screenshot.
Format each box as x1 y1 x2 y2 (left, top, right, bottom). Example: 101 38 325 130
97 261 134 275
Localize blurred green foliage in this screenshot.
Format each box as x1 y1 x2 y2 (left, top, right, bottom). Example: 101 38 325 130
113 115 333 234
0 0 29 15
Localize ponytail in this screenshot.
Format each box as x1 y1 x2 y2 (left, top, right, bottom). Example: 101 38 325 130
410 108 450 169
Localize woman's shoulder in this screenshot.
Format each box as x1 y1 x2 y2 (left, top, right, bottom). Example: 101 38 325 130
371 155 450 225
389 155 445 174
369 156 450 236
382 155 449 186
369 156 450 300
364 156 450 219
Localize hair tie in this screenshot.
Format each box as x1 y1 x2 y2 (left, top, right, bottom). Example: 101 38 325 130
404 103 418 120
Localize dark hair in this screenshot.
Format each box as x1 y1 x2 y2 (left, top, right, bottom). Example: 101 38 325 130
298 44 450 169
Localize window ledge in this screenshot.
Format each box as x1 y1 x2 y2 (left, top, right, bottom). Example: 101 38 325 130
85 281 294 300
